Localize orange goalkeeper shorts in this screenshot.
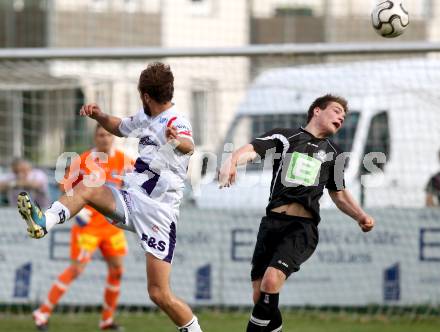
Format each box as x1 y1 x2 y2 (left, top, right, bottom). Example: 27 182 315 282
70 222 127 263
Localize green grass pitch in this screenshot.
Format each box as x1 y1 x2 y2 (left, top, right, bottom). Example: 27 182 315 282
1 310 439 332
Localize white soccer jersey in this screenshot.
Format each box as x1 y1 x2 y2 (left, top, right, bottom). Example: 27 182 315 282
119 105 193 213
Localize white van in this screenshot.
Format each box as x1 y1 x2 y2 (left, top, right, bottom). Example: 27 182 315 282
190 58 440 209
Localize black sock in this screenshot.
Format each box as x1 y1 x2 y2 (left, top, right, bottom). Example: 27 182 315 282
265 307 282 331
246 292 279 332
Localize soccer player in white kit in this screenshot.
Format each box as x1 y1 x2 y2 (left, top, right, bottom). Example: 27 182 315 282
17 62 203 332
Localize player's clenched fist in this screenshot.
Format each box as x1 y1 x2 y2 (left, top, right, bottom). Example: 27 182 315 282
165 125 178 141
79 103 102 119
357 214 375 232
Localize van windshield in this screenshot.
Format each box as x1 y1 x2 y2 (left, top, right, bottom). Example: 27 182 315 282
226 112 360 153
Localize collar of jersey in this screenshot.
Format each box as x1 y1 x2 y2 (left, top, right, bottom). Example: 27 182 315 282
145 104 175 121
300 126 327 141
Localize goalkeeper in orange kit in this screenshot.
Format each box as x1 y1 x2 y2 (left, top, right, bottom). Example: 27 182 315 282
32 124 133 331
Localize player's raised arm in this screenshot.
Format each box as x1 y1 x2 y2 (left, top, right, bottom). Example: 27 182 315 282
80 103 123 137
165 126 194 154
219 127 290 188
165 116 195 155
328 189 375 232
218 144 257 188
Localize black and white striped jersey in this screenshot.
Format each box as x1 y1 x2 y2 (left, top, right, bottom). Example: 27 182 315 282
250 127 346 223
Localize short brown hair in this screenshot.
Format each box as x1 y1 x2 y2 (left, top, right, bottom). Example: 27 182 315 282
307 94 348 123
138 62 174 104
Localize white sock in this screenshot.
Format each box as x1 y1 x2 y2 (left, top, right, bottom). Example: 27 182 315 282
178 316 202 332
45 201 71 231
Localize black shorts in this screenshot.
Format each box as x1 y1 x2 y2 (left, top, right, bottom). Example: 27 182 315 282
250 211 319 281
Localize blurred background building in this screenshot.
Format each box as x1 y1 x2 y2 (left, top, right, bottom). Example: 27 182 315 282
0 0 436 166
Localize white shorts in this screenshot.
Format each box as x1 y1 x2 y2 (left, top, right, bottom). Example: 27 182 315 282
108 186 178 263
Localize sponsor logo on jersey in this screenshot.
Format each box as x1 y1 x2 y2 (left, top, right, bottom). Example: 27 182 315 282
141 233 166 252
285 152 322 186
159 117 168 124
315 150 327 162
139 136 158 147
176 124 189 130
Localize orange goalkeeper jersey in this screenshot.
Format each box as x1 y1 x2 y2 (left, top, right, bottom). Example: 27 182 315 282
63 148 133 229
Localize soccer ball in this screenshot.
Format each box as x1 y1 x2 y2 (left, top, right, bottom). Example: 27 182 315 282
371 1 409 38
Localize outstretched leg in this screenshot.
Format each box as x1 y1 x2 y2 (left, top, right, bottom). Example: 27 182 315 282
146 253 203 331
18 182 117 238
